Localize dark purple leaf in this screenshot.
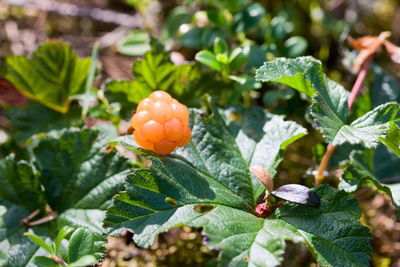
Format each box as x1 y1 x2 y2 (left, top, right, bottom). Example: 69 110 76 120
272 184 320 207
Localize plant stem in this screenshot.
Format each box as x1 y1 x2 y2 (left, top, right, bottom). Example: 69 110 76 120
347 56 374 110
315 144 337 186
315 55 374 186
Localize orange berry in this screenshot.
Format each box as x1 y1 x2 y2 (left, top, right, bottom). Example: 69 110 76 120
132 91 192 154
171 100 189 125
164 118 184 141
149 90 173 104
131 110 151 130
153 139 176 155
149 101 173 123
176 125 191 147
134 130 153 151
137 98 153 112
140 120 164 143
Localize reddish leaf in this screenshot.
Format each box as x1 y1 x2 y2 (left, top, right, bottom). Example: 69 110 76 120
0 78 26 106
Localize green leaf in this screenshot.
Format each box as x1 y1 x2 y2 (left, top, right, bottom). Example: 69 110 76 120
55 226 75 255
33 129 130 212
180 27 204 49
68 228 94 263
255 56 325 97
283 36 308 57
0 251 6 267
6 101 82 145
0 129 130 266
67 255 97 267
106 40 197 104
117 29 150 56
32 256 58 267
1 41 90 113
313 101 400 148
0 155 44 211
105 106 307 250
195 50 222 71
370 64 400 108
105 149 372 267
229 46 250 71
339 149 400 216
213 37 228 55
23 233 53 255
380 122 400 158
0 206 6 228
275 185 372 266
189 206 302 266
163 6 191 38
256 57 400 148
233 3 266 33
105 80 150 105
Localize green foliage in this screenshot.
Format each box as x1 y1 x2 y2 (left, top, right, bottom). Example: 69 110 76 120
339 149 400 217
67 228 94 263
6 101 82 145
274 185 372 266
0 154 44 211
106 106 372 266
25 226 98 267
106 40 199 105
1 41 91 113
256 57 400 148
117 29 150 56
0 129 130 266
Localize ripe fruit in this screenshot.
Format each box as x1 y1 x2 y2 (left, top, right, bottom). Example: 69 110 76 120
130 91 191 155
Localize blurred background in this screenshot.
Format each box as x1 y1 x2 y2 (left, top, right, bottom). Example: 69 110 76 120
1 0 399 80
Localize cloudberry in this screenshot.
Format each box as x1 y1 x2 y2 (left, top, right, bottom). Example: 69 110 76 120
131 91 192 155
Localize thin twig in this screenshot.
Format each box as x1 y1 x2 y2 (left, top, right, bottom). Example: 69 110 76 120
20 209 40 226
25 212 58 227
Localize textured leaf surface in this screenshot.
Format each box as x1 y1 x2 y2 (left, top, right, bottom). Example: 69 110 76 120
0 155 44 212
6 101 82 144
2 41 90 113
33 129 130 212
313 102 400 147
68 228 94 263
106 106 371 266
380 122 400 158
106 40 197 104
0 129 130 266
256 56 400 148
339 150 400 217
275 185 372 267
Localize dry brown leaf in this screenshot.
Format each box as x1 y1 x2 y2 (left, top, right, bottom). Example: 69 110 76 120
349 31 391 72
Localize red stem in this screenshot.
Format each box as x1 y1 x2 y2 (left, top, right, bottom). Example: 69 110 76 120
347 56 374 110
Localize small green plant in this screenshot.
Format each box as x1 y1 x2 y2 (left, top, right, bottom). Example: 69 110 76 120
25 227 97 267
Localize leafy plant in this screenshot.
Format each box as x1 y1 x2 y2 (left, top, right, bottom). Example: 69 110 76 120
105 105 372 266
0 129 130 266
1 41 91 113
25 226 97 267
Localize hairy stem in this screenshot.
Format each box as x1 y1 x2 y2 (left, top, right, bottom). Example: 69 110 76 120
315 55 374 186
